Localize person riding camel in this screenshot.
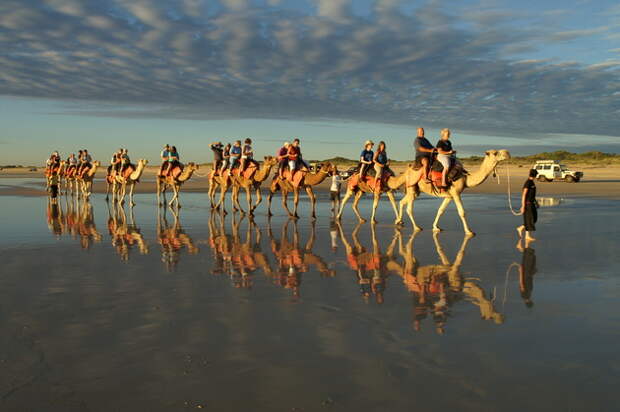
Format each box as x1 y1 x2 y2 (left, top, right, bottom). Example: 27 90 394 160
120 148 131 176
47 151 61 173
159 144 170 176
287 138 308 173
164 146 180 177
78 149 92 178
111 148 123 176
373 141 390 187
68 153 78 175
240 138 254 172
210 141 224 174
220 143 231 174
414 127 434 183
229 140 242 172
359 140 374 180
277 142 290 178
436 128 455 189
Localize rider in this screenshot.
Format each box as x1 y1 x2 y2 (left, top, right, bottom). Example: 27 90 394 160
47 151 61 173
220 143 231 174
159 144 170 176
277 142 290 178
164 146 180 177
229 140 242 171
287 138 309 172
210 141 224 173
373 141 389 186
436 128 455 188
68 153 78 175
120 148 131 175
240 138 254 171
79 149 92 177
359 140 374 179
414 127 434 182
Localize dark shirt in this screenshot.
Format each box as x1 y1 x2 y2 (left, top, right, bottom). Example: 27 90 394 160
210 144 224 161
375 151 388 165
360 149 374 162
231 146 242 157
436 139 453 153
523 179 536 203
415 136 434 157
278 147 288 157
223 147 230 158
288 145 300 160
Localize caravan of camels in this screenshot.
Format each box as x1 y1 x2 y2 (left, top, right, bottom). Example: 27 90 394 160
44 128 511 233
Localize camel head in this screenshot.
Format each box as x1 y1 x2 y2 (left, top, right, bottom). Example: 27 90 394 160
263 156 278 167
484 149 511 163
186 162 198 171
319 162 336 174
138 159 148 166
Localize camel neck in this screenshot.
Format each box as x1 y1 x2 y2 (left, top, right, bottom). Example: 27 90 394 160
465 156 497 188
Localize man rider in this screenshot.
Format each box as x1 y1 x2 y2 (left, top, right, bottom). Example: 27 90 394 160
414 128 434 182
159 144 170 176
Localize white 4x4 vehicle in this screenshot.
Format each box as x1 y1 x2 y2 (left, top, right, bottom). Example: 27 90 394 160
533 160 583 183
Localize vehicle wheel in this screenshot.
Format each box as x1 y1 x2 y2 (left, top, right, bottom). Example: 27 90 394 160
537 176 547 182
566 175 575 183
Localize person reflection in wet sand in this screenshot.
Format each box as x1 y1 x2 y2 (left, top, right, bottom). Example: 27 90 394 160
157 206 198 271
267 218 334 298
53 197 101 248
107 202 149 261
46 196 65 236
337 222 398 304
389 232 503 334
516 240 538 308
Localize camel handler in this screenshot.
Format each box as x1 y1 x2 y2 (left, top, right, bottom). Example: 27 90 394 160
159 144 170 176
517 168 539 242
414 127 434 183
210 141 224 173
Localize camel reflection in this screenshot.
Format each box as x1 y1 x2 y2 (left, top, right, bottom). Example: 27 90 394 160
389 232 503 334
46 197 102 248
157 207 199 271
107 202 149 261
337 222 398 304
267 218 334 298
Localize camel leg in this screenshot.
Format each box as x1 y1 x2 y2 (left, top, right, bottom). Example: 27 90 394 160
169 184 179 207
105 181 110 201
119 182 127 205
403 190 422 231
336 189 354 221
432 197 452 232
282 191 294 218
453 194 475 235
292 189 300 219
233 186 244 214
267 190 274 217
245 186 253 216
129 182 136 207
305 186 317 220
352 191 366 223
370 193 381 224
252 185 262 214
215 182 227 213
386 191 399 221
157 180 162 207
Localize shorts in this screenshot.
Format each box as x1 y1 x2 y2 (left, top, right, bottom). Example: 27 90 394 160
437 154 451 171
415 153 431 163
523 203 538 231
330 191 340 201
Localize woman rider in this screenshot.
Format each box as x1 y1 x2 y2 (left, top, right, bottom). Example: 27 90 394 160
359 140 374 179
165 146 180 176
436 128 455 188
220 143 231 174
373 141 389 187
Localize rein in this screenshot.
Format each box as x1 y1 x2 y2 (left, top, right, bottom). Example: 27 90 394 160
495 165 521 216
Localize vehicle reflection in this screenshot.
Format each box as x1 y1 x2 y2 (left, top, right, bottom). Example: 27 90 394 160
107 202 149 262
157 206 199 271
46 196 102 248
388 231 503 333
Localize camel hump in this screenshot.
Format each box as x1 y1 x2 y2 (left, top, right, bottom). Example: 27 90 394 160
243 163 258 180
123 165 135 179
282 169 305 187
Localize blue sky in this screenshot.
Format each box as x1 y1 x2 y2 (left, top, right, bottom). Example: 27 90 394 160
0 0 619 165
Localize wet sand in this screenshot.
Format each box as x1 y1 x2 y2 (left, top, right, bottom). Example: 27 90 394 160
2 163 620 199
0 192 618 411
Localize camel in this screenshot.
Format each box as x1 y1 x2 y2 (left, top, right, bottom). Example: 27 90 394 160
267 163 336 220
336 168 423 224
397 149 511 234
76 161 101 199
210 156 278 215
388 230 503 332
108 159 148 206
156 162 199 207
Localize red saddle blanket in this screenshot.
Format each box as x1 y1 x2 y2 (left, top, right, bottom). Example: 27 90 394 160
218 163 258 181
122 165 135 179
282 169 305 188
160 165 183 179
347 174 388 192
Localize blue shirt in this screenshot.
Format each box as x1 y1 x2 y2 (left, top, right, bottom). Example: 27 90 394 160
360 149 374 162
376 151 388 165
231 146 242 156
414 136 434 157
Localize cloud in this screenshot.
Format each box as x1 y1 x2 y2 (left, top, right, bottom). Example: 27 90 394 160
0 0 618 137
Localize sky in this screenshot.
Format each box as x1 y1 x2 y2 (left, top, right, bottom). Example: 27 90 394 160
0 0 619 165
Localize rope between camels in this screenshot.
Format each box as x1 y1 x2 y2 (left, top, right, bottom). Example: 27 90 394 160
505 166 522 216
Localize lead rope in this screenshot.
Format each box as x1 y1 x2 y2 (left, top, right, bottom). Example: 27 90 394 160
502 262 521 310
505 165 522 216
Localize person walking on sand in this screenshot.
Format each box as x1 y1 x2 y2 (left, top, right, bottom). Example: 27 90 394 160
517 169 539 241
329 167 342 213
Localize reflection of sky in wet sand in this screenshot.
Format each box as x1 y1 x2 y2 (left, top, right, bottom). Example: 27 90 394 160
0 193 618 411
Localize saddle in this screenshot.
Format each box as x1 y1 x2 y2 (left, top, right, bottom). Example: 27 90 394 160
429 159 467 188
122 164 135 179
160 165 183 179
282 168 305 188
347 173 390 192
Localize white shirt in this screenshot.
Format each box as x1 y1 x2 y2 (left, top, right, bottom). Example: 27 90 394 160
330 174 342 192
